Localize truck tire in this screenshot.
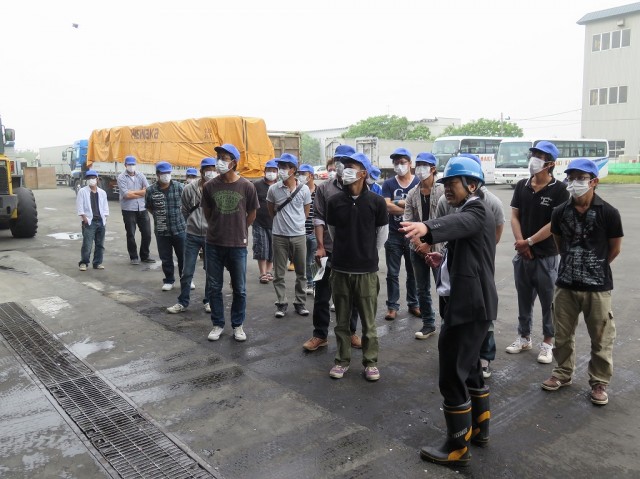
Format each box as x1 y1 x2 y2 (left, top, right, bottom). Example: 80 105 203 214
9 187 38 238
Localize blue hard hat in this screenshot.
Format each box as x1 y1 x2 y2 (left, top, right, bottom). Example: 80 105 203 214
85 169 98 177
214 143 241 161
390 147 412 160
124 155 136 165
277 153 299 167
370 165 381 180
298 164 314 174
155 161 172 173
530 141 559 161
565 158 599 178
437 156 485 185
265 159 278 169
416 152 437 166
200 157 216 168
459 153 481 165
186 168 198 176
344 152 372 171
334 144 356 159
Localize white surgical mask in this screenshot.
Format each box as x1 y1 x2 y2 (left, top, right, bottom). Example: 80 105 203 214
342 168 360 185
278 168 291 181
297 174 308 185
415 165 431 181
335 161 344 177
328 170 337 180
265 171 277 181
186 178 196 184
394 164 409 176
216 159 231 175
159 174 171 184
126 165 135 173
528 157 546 176
87 178 97 187
566 179 591 198
204 171 217 180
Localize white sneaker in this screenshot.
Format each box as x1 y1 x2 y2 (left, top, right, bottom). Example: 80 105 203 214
505 336 532 354
79 263 87 271
537 342 554 364
161 283 173 291
190 282 196 290
330 303 335 312
207 326 223 341
305 286 314 295
204 303 211 313
233 325 247 342
166 303 186 314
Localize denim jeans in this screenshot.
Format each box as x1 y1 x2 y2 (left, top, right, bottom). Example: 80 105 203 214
156 233 186 284
305 234 317 287
177 234 211 307
384 231 417 311
79 219 105 267
410 250 436 327
122 210 152 260
206 244 248 328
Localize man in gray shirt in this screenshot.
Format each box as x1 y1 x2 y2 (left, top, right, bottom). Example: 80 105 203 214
117 155 155 265
267 153 312 318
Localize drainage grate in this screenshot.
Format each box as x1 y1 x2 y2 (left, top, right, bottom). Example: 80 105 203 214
0 302 216 479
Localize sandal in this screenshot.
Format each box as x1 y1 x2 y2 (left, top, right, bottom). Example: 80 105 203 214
266 271 274 281
259 274 270 284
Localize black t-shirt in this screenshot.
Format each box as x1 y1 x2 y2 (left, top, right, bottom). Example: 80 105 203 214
551 194 623 292
420 193 430 222
90 191 101 220
253 179 274 229
326 188 388 273
510 177 569 257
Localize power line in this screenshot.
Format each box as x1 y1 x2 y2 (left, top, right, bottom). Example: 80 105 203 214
514 109 582 121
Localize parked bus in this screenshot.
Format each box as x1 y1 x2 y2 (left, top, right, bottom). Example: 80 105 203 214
494 138 609 187
431 136 504 184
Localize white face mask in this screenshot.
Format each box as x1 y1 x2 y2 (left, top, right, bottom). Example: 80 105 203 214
159 174 171 184
265 171 277 181
529 157 546 176
335 161 344 177
186 178 196 184
394 164 409 176
126 165 135 173
415 165 432 181
216 160 231 175
278 168 291 181
296 174 308 185
204 171 217 180
342 168 360 185
566 179 591 198
328 170 337 180
87 178 97 187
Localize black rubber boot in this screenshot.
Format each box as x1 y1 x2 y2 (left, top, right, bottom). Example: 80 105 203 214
420 400 472 467
469 386 490 447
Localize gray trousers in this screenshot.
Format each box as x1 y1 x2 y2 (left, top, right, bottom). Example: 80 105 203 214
512 254 559 339
272 234 307 306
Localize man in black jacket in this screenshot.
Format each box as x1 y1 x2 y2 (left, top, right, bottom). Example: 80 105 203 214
401 156 497 468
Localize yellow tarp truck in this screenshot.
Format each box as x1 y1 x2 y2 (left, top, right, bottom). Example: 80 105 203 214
85 116 276 198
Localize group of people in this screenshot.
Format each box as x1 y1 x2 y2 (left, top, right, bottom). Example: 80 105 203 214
75 139 623 468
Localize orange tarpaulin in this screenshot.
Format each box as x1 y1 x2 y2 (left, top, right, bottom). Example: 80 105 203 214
87 116 274 177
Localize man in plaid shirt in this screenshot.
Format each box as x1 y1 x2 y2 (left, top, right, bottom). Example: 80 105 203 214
145 161 186 291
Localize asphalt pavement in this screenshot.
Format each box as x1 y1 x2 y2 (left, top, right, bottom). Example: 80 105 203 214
0 183 639 479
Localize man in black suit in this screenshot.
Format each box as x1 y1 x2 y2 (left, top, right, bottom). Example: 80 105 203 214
401 156 498 468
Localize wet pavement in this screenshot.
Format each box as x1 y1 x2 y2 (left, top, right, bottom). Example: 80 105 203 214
0 185 639 478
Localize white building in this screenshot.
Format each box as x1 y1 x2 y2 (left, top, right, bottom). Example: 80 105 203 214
578 3 640 160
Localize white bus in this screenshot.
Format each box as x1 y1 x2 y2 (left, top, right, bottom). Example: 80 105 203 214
494 138 610 187
431 136 504 184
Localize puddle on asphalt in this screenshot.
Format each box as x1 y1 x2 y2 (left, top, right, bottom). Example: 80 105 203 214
47 232 82 240
105 290 145 303
69 338 115 359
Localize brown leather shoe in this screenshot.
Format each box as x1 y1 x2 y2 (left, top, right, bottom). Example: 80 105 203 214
590 383 609 405
303 337 328 351
350 334 362 349
409 307 421 318
384 309 397 321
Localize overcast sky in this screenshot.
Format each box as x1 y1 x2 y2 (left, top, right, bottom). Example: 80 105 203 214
2 0 623 150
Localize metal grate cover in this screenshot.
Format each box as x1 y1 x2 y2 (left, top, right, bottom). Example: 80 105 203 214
0 302 216 479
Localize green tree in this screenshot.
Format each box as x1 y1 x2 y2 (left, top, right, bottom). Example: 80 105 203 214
15 149 38 161
301 133 321 165
343 115 411 140
406 124 434 141
441 118 523 137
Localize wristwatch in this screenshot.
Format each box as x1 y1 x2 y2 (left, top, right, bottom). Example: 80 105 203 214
526 237 534 247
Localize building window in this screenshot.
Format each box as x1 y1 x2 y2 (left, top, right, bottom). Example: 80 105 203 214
622 28 631 47
612 30 621 48
590 89 599 105
592 34 601 51
599 88 608 105
609 140 625 158
619 85 628 103
609 86 618 104
602 32 611 50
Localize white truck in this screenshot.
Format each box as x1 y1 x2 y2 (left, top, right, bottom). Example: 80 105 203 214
38 144 73 186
